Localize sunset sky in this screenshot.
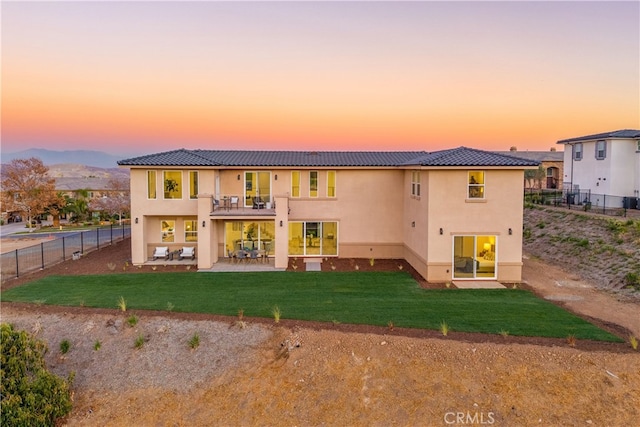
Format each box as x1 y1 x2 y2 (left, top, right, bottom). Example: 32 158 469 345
2 1 638 156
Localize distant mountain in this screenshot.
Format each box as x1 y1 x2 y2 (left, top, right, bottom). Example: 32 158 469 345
1 149 126 168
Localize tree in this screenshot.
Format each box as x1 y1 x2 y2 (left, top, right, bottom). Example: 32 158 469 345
524 166 546 189
67 189 91 223
89 177 131 224
0 158 63 231
1 323 74 426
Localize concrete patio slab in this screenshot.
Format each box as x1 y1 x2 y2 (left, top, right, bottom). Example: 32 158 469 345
453 281 506 289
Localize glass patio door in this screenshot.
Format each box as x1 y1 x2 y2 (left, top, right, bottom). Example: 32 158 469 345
244 172 271 207
453 235 496 279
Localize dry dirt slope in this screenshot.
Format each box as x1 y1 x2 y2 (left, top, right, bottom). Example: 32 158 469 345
523 205 640 299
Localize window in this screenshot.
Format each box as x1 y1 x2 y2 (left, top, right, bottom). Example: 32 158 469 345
163 171 182 199
147 171 157 199
185 220 198 242
309 171 318 197
453 235 496 279
288 221 338 256
291 171 300 197
327 171 336 197
468 171 485 199
189 171 198 199
411 171 421 197
595 140 606 160
161 220 175 242
573 143 583 161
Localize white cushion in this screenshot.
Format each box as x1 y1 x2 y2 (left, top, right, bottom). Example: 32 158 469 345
181 247 195 256
154 247 168 255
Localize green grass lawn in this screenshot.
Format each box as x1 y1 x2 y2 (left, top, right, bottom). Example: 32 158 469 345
1 271 621 341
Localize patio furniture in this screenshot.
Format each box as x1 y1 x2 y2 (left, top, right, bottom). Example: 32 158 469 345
179 247 195 260
252 196 266 209
230 196 239 209
236 250 247 263
153 247 169 260
249 250 259 263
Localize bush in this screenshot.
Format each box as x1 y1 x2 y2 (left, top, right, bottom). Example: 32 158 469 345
1 323 74 426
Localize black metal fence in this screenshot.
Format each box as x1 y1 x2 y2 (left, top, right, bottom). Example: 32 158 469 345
1 224 131 283
524 188 639 217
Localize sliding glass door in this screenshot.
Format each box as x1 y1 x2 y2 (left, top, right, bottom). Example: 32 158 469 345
453 235 496 279
288 221 338 256
244 172 271 207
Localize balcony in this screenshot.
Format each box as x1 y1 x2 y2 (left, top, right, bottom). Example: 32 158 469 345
210 196 276 217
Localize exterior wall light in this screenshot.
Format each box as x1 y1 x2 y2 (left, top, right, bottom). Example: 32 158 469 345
202 221 206 228
439 227 443 235
508 228 513 235
135 218 138 224
237 174 241 180
279 220 283 227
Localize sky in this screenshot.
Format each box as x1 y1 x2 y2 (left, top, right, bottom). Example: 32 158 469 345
2 1 639 156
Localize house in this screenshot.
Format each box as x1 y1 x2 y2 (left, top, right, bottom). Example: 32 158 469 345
494 147 564 190
557 129 640 209
118 147 538 282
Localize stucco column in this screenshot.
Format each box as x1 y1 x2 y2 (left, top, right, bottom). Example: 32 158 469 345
274 195 289 269
130 214 145 265
197 194 214 269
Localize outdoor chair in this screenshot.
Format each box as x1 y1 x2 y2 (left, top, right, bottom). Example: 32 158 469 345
230 196 239 209
153 247 169 260
252 196 266 209
236 250 247 263
249 250 259 263
179 247 195 260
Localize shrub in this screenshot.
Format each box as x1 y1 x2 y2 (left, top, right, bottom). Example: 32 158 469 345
59 339 71 354
1 323 74 425
117 296 127 312
188 333 200 350
134 334 146 349
126 315 139 328
93 340 101 351
624 272 640 290
272 306 281 323
439 320 449 336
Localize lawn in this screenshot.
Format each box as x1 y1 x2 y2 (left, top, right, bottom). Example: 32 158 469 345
1 271 621 341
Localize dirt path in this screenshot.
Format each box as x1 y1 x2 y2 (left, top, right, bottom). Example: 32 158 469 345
522 253 640 338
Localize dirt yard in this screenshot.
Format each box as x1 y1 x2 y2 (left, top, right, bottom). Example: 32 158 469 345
1 239 639 426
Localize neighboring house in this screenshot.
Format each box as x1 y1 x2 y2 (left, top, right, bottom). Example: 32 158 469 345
494 147 564 190
118 147 538 282
557 129 640 208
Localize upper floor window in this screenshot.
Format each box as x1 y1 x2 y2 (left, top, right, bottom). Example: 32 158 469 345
327 171 336 197
189 171 198 199
163 171 182 199
411 171 421 197
468 171 485 199
185 220 198 242
309 171 318 198
291 171 300 198
573 143 583 161
147 171 157 199
595 140 606 160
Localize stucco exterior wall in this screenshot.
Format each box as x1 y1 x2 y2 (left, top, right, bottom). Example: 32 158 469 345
422 169 524 282
562 138 638 198
127 162 527 282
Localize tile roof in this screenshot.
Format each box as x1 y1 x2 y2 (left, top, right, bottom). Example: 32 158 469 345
118 147 539 168
401 147 540 167
493 150 564 162
557 129 640 144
